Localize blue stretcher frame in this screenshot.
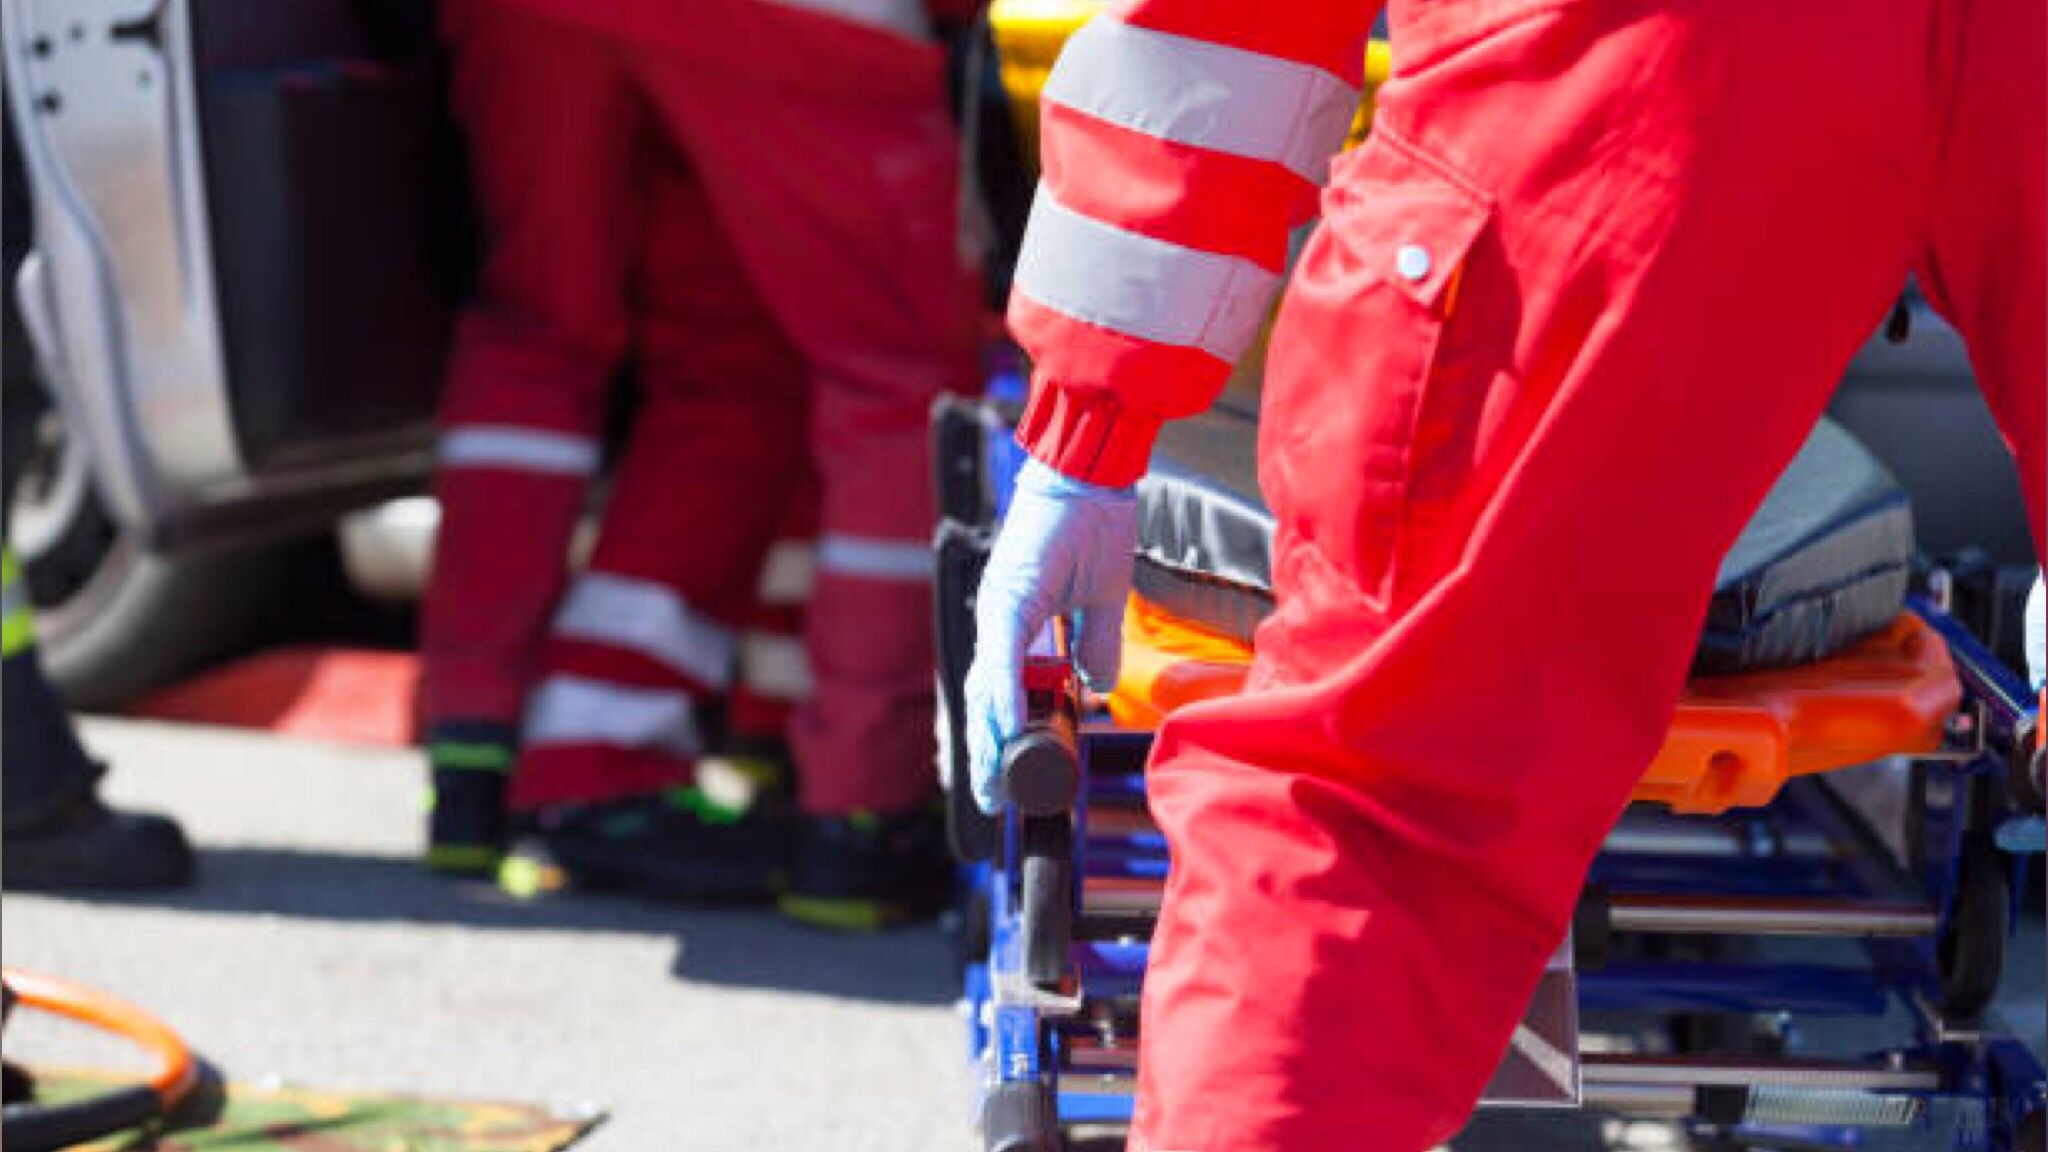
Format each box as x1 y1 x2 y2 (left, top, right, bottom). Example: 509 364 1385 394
941 397 2046 1152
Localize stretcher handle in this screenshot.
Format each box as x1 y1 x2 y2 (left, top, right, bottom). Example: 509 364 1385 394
1001 715 1077 817
1005 644 1079 817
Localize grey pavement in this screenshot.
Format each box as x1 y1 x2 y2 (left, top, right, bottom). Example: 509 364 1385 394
3 719 2040 1151
4 719 970 1152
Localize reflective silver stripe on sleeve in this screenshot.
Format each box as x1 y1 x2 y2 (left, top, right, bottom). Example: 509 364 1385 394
553 572 735 689
439 427 600 477
522 675 702 758
816 533 935 583
1014 190 1282 364
1044 15 1358 184
740 633 813 701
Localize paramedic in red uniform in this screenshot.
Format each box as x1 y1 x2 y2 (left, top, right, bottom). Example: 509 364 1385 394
966 0 2045 1145
418 0 980 927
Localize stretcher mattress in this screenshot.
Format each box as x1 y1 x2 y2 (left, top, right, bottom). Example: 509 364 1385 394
1133 404 1916 673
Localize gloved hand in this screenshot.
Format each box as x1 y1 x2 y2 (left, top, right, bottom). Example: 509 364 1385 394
965 459 1139 814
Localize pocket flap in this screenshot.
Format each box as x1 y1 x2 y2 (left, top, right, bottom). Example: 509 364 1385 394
1324 130 1493 312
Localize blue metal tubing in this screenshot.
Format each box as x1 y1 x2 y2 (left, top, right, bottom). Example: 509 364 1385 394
1087 848 1169 881
1087 774 1148 806
1087 827 1169 855
1072 940 1149 999
1910 595 2037 743
1058 1091 1136 1125
1588 853 1848 897
1579 961 1890 1017
993 1003 1049 1086
1983 1037 2048 1149
1777 779 1948 1032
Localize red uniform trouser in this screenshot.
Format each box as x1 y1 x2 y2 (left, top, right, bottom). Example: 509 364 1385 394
1134 0 2045 1147
417 0 978 816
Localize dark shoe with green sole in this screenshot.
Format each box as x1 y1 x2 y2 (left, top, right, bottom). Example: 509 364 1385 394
509 787 793 904
779 807 951 931
423 722 514 875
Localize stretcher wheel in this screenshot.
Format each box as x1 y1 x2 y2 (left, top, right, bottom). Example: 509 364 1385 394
1021 817 1074 989
1936 835 2008 1020
982 1080 1059 1152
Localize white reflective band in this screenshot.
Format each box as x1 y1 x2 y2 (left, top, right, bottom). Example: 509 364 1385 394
523 675 701 758
758 0 929 39
740 633 813 700
1044 15 1358 184
1015 190 1282 364
816 533 935 582
553 572 735 689
439 427 600 477
757 542 816 606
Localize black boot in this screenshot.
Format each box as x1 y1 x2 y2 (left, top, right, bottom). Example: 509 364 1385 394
422 721 514 875
778 806 951 931
2 652 193 891
4 785 194 891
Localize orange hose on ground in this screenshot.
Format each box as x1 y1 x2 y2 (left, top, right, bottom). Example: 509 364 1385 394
3 967 197 1106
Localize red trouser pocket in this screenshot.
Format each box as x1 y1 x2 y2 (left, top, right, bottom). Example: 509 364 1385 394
1262 128 1495 617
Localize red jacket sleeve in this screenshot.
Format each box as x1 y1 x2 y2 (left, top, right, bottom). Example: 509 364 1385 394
1006 0 1377 485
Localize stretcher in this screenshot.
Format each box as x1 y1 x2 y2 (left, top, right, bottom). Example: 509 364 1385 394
933 394 2048 1152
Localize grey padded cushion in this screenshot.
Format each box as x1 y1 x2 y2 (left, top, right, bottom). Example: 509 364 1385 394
1133 405 1915 674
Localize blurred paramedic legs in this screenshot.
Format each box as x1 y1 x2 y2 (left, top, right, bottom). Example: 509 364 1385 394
983 0 2045 1145
417 0 978 914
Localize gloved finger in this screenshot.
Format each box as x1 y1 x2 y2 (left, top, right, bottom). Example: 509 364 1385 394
964 643 1016 815
968 575 1051 813
965 682 1005 814
1070 601 1125 694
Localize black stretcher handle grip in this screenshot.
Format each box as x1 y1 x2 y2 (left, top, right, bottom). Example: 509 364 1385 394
1001 719 1077 817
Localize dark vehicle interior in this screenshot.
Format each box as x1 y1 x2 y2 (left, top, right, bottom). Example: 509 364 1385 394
187 0 472 469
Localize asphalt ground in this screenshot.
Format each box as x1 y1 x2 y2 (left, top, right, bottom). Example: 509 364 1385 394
4 718 2042 1151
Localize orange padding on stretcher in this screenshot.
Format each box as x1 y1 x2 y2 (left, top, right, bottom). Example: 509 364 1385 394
1107 601 1961 815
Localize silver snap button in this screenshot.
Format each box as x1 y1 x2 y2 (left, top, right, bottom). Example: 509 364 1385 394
1396 244 1432 282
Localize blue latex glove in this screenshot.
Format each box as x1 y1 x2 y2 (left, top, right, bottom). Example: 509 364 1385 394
965 459 1139 814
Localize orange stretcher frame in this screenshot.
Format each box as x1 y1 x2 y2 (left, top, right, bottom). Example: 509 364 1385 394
1105 597 1962 816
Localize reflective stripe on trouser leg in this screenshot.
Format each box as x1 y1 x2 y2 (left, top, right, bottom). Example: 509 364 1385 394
794 533 937 815
729 535 815 740
511 570 743 810
438 426 601 477
740 632 811 701
509 675 705 810
551 571 737 691
815 534 934 583
1 548 34 659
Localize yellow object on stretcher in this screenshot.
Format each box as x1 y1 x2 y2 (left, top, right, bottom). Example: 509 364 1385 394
1107 595 1962 816
988 0 1395 164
